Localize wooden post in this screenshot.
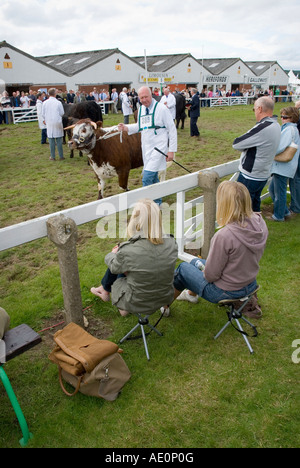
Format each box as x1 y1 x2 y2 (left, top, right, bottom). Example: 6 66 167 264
198 170 220 258
46 214 83 327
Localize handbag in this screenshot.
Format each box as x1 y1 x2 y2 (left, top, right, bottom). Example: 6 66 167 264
49 322 131 401
275 127 298 162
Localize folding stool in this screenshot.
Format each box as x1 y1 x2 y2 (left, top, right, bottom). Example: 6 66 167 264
119 311 165 360
214 286 260 354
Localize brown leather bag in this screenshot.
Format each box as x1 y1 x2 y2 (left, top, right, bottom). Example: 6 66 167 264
49 322 131 401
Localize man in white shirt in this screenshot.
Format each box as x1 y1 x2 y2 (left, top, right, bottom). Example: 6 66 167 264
42 88 65 161
36 92 47 144
111 88 119 114
119 87 133 124
118 86 177 204
160 87 176 120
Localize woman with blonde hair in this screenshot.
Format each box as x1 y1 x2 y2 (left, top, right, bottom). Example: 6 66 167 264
91 199 178 316
173 180 268 315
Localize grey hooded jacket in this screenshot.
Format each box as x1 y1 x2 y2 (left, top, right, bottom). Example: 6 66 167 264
233 116 281 180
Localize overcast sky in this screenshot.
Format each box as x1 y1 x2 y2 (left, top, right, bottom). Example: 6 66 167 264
1 0 299 71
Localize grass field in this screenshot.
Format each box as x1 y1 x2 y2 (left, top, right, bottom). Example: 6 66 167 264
0 104 299 448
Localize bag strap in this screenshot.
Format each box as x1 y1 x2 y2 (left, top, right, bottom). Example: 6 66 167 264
227 310 258 338
58 366 83 397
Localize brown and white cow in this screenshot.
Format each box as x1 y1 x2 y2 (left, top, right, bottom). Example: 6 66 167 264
66 119 143 199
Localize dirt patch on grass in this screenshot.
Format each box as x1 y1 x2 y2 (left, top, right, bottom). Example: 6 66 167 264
38 306 113 351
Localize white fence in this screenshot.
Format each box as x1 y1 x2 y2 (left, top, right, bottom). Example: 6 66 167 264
1 106 37 124
2 94 300 125
0 159 258 263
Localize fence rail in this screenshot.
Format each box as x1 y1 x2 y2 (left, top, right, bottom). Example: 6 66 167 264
0 159 244 262
1 94 300 124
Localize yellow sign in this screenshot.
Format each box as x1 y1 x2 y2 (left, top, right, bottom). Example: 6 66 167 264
115 64 121 71
3 61 12 69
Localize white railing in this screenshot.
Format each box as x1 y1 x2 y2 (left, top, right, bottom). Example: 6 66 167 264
0 159 244 262
1 106 38 123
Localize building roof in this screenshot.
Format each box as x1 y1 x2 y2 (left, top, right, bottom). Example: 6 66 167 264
132 53 194 72
38 48 144 76
0 40 67 76
198 58 241 75
244 61 280 76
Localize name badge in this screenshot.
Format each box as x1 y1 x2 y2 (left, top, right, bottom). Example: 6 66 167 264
140 114 152 129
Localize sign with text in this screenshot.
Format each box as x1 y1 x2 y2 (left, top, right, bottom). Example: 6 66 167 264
204 75 228 84
139 72 174 83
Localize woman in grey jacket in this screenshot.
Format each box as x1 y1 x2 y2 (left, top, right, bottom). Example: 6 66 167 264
91 199 178 316
172 181 268 317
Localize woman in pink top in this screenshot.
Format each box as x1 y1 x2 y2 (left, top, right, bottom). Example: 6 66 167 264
173 180 268 305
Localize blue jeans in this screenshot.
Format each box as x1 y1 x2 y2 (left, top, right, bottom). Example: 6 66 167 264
269 174 290 221
237 173 267 212
41 128 47 144
101 268 125 292
173 259 258 304
142 170 161 205
289 157 300 213
49 137 64 160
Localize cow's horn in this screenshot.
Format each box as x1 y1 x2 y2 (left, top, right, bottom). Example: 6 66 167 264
64 124 76 130
90 121 97 130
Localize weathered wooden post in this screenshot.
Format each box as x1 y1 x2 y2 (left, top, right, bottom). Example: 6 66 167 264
46 214 83 327
198 170 220 258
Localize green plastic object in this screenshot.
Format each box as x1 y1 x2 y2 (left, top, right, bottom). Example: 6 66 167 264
0 365 33 447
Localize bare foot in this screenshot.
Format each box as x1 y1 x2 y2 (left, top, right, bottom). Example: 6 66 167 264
90 285 110 302
119 309 129 317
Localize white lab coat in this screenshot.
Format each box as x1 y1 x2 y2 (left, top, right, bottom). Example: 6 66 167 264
36 99 47 129
119 92 133 116
127 99 177 172
42 96 64 138
160 93 176 120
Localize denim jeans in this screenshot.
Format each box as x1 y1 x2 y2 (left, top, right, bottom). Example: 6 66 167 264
49 137 64 160
173 259 258 304
289 158 300 213
101 268 125 292
41 128 47 144
237 173 267 212
269 174 290 220
142 170 161 205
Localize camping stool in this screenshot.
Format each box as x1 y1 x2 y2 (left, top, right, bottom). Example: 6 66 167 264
119 312 164 361
214 286 260 354
0 324 41 447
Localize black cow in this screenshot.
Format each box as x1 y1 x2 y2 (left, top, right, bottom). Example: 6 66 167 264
152 92 186 129
174 92 186 129
62 101 103 158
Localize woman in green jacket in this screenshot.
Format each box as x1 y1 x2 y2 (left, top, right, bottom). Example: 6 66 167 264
91 199 178 316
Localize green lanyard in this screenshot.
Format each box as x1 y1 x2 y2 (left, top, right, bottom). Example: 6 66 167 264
138 102 165 134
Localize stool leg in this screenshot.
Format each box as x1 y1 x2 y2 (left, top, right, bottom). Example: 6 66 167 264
140 325 150 360
234 319 254 354
0 366 33 447
214 320 231 340
119 322 140 344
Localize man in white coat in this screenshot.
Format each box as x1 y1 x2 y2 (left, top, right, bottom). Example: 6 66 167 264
119 87 133 124
118 86 177 204
36 91 47 144
42 88 65 161
160 87 176 120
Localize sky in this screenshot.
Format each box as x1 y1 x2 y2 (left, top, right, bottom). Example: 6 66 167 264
1 0 299 71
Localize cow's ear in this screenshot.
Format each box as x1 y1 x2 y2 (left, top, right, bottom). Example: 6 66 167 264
96 121 103 128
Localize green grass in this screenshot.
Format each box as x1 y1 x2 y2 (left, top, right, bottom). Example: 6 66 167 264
0 104 299 448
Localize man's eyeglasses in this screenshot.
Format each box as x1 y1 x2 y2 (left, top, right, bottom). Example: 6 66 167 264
281 115 289 119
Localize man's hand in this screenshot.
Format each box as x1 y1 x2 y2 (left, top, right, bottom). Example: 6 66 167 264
166 152 174 162
118 123 129 132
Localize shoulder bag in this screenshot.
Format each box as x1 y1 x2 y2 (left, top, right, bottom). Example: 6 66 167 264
49 322 131 401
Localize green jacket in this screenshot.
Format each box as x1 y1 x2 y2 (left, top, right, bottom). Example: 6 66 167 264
105 235 178 315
